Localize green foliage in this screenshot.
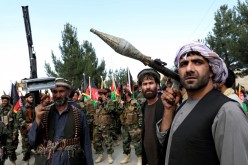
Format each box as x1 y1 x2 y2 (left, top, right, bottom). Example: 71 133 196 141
205 2 248 75
105 68 131 88
44 23 107 89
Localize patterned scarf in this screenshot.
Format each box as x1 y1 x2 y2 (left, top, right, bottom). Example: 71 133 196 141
174 42 228 83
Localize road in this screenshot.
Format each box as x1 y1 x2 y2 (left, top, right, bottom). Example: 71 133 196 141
5 135 138 165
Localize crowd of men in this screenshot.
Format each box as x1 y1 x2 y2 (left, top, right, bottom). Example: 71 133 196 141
0 41 248 165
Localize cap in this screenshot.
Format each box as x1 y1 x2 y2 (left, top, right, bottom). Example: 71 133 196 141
1 95 10 100
137 68 160 85
25 93 32 98
55 78 72 89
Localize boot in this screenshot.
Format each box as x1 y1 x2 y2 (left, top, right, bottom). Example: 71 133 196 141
108 154 114 164
23 160 29 165
137 156 142 165
95 154 104 163
120 154 131 164
10 161 16 165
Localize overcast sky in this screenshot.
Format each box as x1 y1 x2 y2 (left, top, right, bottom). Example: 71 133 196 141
0 0 237 95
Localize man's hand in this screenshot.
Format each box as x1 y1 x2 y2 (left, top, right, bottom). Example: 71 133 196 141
160 87 182 132
161 87 181 110
35 104 50 126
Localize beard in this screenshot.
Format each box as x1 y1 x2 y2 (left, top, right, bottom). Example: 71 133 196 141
142 88 157 100
180 72 210 92
53 97 68 106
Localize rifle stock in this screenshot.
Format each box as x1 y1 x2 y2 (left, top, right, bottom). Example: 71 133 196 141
90 28 180 82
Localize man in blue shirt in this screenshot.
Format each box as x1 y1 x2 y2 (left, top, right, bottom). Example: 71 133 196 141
28 78 93 165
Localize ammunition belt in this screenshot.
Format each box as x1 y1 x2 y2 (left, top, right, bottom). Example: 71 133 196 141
36 138 80 155
42 105 81 140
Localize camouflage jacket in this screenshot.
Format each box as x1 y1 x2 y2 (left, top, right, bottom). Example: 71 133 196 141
118 98 142 128
94 98 116 126
0 104 18 135
16 104 35 128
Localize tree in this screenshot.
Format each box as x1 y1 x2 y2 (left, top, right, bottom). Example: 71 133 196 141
104 68 135 89
44 23 106 88
235 0 248 66
205 5 241 70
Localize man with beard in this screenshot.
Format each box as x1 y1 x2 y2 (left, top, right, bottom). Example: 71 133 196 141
0 94 18 165
118 87 142 165
17 92 35 165
137 68 164 165
28 78 93 165
157 42 248 165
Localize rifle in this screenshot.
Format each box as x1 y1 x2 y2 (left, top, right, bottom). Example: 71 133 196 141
90 28 180 86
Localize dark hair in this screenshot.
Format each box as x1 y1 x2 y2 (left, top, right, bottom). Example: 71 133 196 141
224 68 235 88
137 68 160 86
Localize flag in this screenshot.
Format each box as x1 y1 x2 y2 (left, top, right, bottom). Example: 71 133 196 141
100 76 105 89
110 73 117 101
127 67 134 98
84 77 98 101
82 75 88 93
237 83 244 101
10 82 21 113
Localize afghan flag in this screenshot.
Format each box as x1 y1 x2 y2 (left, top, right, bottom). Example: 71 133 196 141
10 82 21 113
110 74 117 101
83 77 98 106
127 67 134 98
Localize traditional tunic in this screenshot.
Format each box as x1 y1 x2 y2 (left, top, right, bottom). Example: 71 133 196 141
28 102 93 165
157 94 248 165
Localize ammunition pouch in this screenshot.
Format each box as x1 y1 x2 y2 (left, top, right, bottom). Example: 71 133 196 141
126 113 138 125
100 115 112 125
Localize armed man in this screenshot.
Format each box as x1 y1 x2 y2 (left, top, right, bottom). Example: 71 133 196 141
94 89 116 164
117 87 142 165
0 94 18 165
17 93 35 165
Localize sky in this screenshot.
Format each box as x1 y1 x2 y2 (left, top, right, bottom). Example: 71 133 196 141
0 0 238 95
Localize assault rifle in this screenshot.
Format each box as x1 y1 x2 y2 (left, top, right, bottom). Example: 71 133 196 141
90 28 180 87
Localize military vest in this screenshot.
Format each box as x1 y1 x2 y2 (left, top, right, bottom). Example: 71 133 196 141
120 99 138 125
0 105 13 127
94 101 112 126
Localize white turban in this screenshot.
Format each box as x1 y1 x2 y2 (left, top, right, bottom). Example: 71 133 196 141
174 42 228 83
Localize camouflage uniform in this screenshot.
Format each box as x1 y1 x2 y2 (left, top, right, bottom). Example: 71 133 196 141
111 100 121 142
78 100 95 141
136 91 146 106
94 98 115 155
0 100 18 162
17 103 34 161
118 98 142 156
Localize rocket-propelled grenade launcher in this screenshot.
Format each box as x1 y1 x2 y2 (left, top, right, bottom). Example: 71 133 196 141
90 28 180 82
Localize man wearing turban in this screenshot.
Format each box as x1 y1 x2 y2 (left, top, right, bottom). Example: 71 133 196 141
156 42 248 165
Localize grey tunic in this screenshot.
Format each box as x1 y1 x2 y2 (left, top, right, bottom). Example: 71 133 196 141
156 100 248 165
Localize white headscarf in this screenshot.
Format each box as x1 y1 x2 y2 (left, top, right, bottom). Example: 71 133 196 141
174 42 228 83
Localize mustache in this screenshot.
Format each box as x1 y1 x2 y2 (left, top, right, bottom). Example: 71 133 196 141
183 72 197 79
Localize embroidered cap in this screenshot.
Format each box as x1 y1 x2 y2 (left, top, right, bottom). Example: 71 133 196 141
55 78 72 89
